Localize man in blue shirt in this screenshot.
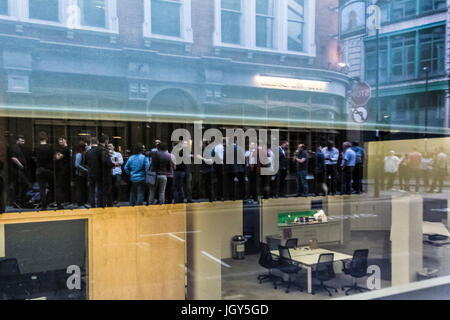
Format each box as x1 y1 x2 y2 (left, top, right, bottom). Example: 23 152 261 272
341 142 356 195
124 143 150 206
352 142 365 194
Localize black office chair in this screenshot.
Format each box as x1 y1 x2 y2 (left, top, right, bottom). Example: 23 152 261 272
275 245 304 293
312 253 338 296
257 242 282 285
0 258 30 300
342 249 370 295
285 238 298 249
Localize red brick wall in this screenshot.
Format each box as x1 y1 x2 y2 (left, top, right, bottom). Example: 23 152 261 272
191 0 215 56
118 0 144 47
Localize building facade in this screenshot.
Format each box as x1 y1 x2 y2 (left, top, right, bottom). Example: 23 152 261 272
0 0 350 157
338 0 449 137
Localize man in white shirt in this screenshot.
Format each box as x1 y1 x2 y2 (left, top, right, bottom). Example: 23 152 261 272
213 138 226 200
430 148 448 193
321 141 339 195
384 151 401 190
108 143 124 204
245 142 259 201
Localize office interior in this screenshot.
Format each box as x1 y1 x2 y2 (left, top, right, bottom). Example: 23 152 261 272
1 128 449 300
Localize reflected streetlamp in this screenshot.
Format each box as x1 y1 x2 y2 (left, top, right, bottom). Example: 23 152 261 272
338 62 350 74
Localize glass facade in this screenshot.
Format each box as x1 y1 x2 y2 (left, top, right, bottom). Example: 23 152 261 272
0 0 449 302
380 0 448 24
366 25 446 84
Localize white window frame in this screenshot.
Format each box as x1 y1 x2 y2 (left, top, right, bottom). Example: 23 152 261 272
255 0 277 49
213 0 316 57
23 0 65 27
286 0 305 52
77 0 118 32
6 0 118 33
143 0 193 43
0 0 19 20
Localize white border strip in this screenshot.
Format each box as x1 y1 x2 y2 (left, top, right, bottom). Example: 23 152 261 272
334 275 450 300
0 224 4 258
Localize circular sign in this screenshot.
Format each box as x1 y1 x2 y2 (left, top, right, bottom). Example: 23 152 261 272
350 81 372 106
352 106 368 123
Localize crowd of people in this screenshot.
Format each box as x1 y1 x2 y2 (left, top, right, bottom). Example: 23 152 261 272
0 131 402 213
382 146 448 193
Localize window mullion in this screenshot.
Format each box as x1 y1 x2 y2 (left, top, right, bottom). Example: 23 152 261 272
415 30 420 79
387 36 392 83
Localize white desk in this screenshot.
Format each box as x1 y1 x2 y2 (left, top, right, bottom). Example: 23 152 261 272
271 247 352 294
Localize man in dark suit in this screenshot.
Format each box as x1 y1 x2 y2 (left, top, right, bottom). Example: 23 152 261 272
275 140 289 197
314 146 326 196
224 137 245 201
86 135 114 208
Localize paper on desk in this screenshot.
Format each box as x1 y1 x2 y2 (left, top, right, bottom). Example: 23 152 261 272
423 221 450 237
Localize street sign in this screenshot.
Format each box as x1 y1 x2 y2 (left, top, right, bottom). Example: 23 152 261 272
350 81 372 106
352 106 369 123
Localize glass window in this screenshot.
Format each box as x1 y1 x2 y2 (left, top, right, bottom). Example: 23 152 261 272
420 0 447 13
391 0 416 21
419 26 445 76
29 0 60 22
365 38 388 84
379 1 389 24
0 0 8 15
81 0 106 28
256 0 275 48
221 0 242 44
287 0 304 52
392 96 412 121
151 0 182 37
390 32 416 81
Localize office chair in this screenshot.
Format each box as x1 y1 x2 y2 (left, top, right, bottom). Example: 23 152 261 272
0 258 30 300
257 242 283 285
285 238 298 249
312 253 338 296
275 245 304 293
341 249 370 295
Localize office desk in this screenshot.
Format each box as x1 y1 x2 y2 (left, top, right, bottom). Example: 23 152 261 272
271 247 352 294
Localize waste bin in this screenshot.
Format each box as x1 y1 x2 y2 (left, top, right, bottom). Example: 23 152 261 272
417 268 438 281
231 235 247 260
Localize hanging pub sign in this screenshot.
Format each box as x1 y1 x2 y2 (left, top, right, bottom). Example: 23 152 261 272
340 0 366 39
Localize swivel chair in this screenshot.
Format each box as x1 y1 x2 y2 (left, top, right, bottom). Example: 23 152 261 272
312 253 338 296
275 245 304 293
257 242 282 285
342 249 370 295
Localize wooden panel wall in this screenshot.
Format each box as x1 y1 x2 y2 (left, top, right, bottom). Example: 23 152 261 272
186 201 243 300
0 205 186 300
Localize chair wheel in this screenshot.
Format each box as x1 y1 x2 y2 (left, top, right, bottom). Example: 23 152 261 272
329 293 332 297
335 289 338 293
345 292 349 296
